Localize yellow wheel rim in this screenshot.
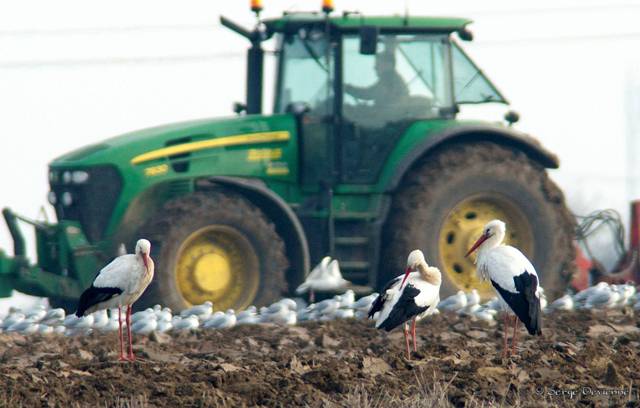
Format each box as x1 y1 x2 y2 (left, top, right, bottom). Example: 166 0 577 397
176 226 259 311
438 194 534 299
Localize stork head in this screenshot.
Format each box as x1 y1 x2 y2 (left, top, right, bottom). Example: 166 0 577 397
401 249 425 288
465 219 506 257
407 249 425 270
135 239 152 269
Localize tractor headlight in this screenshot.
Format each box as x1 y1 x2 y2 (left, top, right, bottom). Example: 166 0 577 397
47 191 57 205
61 191 73 206
71 171 89 184
49 171 57 183
62 171 72 184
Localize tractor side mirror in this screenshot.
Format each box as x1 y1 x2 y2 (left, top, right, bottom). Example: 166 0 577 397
359 26 379 55
458 27 473 41
504 110 520 126
233 101 247 115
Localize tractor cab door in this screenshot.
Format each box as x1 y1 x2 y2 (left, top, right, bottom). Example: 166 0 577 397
275 29 337 189
339 34 452 183
275 28 338 261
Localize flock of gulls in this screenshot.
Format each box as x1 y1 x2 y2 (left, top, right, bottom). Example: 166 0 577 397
0 219 638 361
1 280 637 336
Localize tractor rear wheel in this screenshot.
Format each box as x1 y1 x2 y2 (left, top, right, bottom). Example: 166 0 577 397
381 142 575 300
136 191 288 312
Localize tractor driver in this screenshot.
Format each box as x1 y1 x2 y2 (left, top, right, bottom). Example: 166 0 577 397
343 49 410 111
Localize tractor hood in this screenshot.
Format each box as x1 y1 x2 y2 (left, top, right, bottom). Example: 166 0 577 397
51 114 295 169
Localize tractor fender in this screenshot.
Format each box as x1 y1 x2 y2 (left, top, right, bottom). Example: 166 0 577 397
384 124 560 192
195 176 310 292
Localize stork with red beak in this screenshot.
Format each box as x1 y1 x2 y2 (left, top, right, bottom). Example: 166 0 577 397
76 239 155 361
465 220 542 358
368 249 441 359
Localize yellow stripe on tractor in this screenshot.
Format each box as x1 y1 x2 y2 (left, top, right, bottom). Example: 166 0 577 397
131 131 290 165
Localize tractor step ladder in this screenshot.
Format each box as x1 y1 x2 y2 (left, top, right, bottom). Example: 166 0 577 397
332 211 377 285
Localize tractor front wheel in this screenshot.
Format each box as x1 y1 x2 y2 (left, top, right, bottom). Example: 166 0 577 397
136 191 288 312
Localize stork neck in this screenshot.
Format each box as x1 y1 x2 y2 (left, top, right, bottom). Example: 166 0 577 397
140 253 153 275
478 230 504 255
417 262 441 286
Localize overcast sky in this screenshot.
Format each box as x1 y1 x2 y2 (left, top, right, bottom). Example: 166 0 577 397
1 0 639 309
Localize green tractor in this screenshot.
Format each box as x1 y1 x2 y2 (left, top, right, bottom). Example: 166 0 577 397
0 10 575 312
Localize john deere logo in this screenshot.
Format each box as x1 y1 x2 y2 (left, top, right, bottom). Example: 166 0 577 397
144 164 169 177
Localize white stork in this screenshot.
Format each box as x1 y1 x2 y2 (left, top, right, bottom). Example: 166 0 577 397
465 220 542 359
75 239 155 361
368 249 441 359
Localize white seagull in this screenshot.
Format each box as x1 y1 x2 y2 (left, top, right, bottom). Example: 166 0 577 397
466 220 542 359
131 317 158 335
172 315 200 331
37 324 54 335
547 294 574 312
202 310 237 329
42 308 66 325
1 313 25 330
75 238 155 361
368 249 441 359
584 285 620 310
353 293 379 311
237 307 261 325
180 301 213 320
437 290 467 312
573 282 608 307
466 289 481 308
612 284 636 308
91 309 110 330
295 257 351 302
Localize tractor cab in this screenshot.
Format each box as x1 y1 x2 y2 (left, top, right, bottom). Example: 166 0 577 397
273 16 507 121
225 12 507 185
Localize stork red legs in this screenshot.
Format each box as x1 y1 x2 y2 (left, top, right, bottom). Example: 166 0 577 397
411 318 418 352
115 305 136 361
118 307 125 361
501 313 509 359
76 239 155 362
400 318 420 357
466 220 542 360
126 305 134 360
511 315 519 355
368 249 441 359
499 314 520 359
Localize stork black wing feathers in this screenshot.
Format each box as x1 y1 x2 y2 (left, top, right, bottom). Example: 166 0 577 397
377 284 429 332
75 285 123 317
368 276 401 319
491 272 542 335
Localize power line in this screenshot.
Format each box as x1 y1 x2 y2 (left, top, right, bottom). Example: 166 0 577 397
3 28 638 70
0 23 220 37
473 31 640 47
0 52 244 70
455 1 640 17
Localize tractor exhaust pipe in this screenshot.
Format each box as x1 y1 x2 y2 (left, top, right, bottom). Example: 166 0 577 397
246 41 263 114
220 16 264 115
2 208 25 257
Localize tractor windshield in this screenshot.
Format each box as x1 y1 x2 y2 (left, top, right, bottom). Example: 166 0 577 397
342 34 452 127
273 29 506 122
274 29 334 115
451 41 506 104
